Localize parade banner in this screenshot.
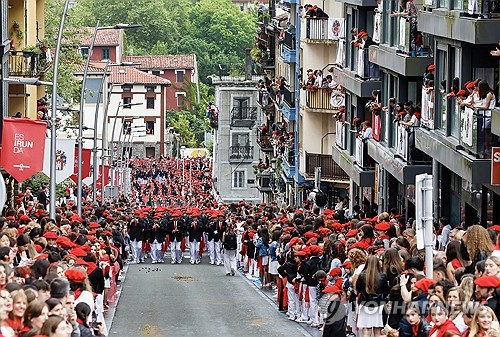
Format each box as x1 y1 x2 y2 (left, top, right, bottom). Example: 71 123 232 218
0 118 47 182
336 121 345 149
396 125 409 161
336 39 345 67
461 106 474 147
42 138 76 184
328 18 345 41
70 148 92 183
492 147 500 185
373 13 381 44
96 165 110 189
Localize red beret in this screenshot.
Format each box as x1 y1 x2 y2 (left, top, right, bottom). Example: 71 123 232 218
342 260 352 269
304 231 320 239
358 31 368 37
466 82 475 89
319 228 332 236
414 278 436 293
65 269 86 283
323 285 342 294
89 222 100 229
289 237 303 247
346 229 358 238
474 275 500 288
70 247 87 257
309 245 323 256
375 222 390 231
294 250 307 257
43 232 58 240
489 225 500 232
75 258 89 267
34 244 43 253
457 90 467 97
328 267 342 277
428 64 435 71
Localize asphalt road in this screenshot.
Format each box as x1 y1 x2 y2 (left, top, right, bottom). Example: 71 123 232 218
109 255 315 337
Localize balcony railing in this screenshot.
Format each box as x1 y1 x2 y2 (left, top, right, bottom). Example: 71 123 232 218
283 87 295 108
257 172 272 192
460 106 493 158
257 129 273 152
306 18 344 42
420 86 435 129
8 50 50 78
284 146 295 166
396 125 410 162
355 137 374 169
306 88 344 111
283 30 295 50
230 107 257 128
306 152 349 180
229 145 254 161
336 121 346 149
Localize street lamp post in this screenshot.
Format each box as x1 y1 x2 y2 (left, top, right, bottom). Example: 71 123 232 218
77 24 141 213
49 0 71 220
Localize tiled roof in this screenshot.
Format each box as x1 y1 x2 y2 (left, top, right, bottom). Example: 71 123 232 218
73 62 107 73
122 54 196 70
108 65 172 85
79 27 122 46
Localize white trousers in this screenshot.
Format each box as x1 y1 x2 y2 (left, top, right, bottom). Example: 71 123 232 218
309 286 319 324
286 281 299 318
189 240 200 263
207 239 222 264
299 285 309 320
151 240 163 262
169 239 182 262
131 239 142 263
223 249 237 274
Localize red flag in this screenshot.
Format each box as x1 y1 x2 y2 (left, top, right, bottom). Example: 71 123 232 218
0 118 47 182
95 165 110 188
70 148 92 183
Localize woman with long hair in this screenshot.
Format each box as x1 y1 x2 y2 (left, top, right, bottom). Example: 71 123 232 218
40 316 71 337
484 256 500 277
355 255 389 337
447 287 468 333
468 305 498 337
462 225 492 274
357 225 375 248
382 248 404 287
347 247 367 333
428 302 460 337
7 290 27 335
20 299 49 336
445 240 468 284
75 302 106 337
255 226 270 287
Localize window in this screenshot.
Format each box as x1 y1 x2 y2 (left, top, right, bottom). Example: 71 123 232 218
152 71 160 76
146 86 156 92
175 70 185 83
81 47 89 60
147 97 155 109
176 93 186 107
233 170 246 189
146 121 155 135
85 78 104 104
231 133 250 147
437 49 448 131
122 85 132 92
145 147 155 158
123 120 132 135
123 97 132 108
233 97 250 118
102 48 110 61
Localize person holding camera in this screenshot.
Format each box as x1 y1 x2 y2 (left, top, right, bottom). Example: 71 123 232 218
75 302 106 337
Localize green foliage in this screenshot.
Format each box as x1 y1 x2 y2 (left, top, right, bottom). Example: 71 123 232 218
23 172 67 200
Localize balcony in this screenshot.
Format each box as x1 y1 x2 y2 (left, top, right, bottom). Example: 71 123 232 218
8 50 50 78
257 129 274 152
305 152 349 181
282 147 296 178
229 145 254 162
415 127 491 185
303 88 343 113
280 31 297 64
282 87 297 121
369 45 433 77
257 172 272 192
230 107 257 128
418 8 500 44
337 0 376 6
332 143 375 187
460 106 493 159
304 18 342 44
332 64 381 98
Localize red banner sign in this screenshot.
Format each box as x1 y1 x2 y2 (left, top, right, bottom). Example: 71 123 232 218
372 113 381 142
96 165 110 189
492 147 500 185
70 148 92 183
0 118 47 182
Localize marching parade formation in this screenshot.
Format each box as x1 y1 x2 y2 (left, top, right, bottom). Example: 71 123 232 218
0 155 500 337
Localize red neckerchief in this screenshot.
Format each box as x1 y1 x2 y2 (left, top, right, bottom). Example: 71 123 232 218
74 288 83 300
86 262 97 275
412 322 420 336
7 316 23 333
76 318 85 325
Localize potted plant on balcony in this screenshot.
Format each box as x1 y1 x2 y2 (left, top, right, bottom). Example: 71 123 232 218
10 21 24 41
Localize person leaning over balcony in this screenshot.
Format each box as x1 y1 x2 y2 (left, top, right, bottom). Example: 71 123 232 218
392 0 418 55
474 80 496 157
399 103 420 163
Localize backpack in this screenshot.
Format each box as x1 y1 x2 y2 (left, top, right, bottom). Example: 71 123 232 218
315 190 327 207
224 232 237 250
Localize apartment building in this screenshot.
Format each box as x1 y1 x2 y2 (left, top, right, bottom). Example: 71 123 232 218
211 69 261 204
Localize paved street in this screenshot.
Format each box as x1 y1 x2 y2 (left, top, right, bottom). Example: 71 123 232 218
109 255 316 337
